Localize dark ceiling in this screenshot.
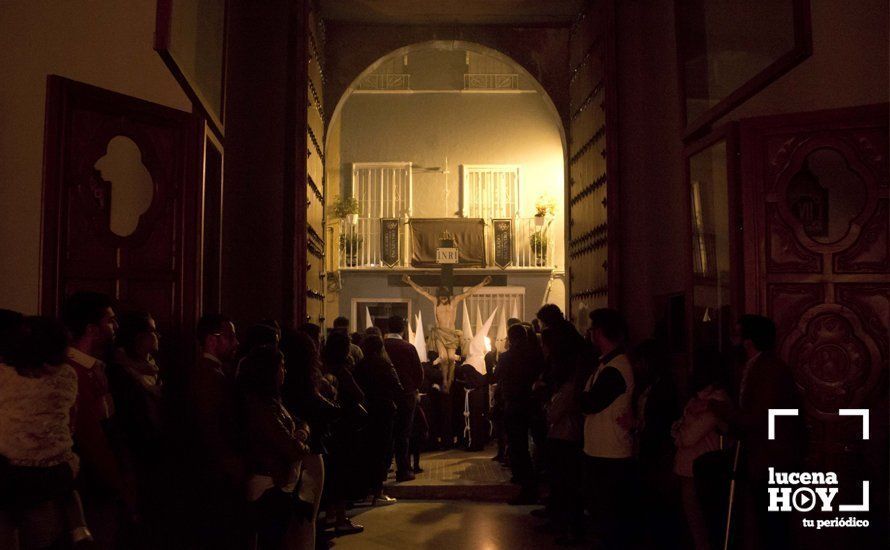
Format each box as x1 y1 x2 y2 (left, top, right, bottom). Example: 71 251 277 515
317 0 586 26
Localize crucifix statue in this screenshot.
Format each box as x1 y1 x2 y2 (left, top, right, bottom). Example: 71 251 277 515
401 231 490 392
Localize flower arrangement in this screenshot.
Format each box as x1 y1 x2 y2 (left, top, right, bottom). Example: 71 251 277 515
331 195 360 219
529 230 548 252
529 230 548 266
534 194 557 217
339 233 363 250
339 232 363 267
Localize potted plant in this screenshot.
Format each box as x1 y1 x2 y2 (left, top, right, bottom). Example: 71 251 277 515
534 194 556 227
339 232 363 267
332 195 361 225
529 230 548 266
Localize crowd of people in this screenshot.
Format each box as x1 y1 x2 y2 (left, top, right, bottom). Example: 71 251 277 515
0 293 434 550
479 305 804 550
0 290 804 550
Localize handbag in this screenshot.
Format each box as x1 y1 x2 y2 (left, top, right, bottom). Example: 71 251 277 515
289 466 314 522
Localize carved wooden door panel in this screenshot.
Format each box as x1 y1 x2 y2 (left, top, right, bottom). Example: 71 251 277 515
41 76 200 350
740 104 888 538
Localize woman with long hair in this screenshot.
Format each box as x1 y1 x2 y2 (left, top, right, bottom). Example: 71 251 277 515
541 326 586 544
279 330 336 549
109 310 167 543
111 310 164 454
353 334 403 505
239 345 310 550
319 331 366 535
673 351 732 550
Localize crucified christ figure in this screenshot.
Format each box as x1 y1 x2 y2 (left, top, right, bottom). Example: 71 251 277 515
402 274 491 392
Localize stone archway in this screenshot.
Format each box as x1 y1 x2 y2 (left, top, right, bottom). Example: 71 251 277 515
325 39 567 155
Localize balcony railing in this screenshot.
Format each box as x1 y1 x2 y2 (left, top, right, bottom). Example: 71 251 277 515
336 217 554 270
463 73 519 90
512 217 555 268
356 73 411 90
338 218 408 268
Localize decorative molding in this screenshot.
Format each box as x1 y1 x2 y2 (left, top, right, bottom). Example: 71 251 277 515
766 204 822 273
766 283 824 346
836 284 889 365
783 304 882 414
835 199 889 273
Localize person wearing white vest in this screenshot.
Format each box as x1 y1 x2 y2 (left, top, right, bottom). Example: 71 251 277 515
580 308 637 549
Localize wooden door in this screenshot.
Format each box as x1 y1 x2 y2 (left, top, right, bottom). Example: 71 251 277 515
304 6 327 326
41 76 201 351
741 104 888 540
566 0 620 325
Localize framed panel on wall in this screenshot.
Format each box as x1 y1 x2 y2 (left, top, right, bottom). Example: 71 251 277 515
675 0 812 138
155 0 227 137
683 123 742 369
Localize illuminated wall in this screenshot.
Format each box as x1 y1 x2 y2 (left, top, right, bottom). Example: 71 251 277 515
337 49 566 271
340 92 565 265
330 46 567 324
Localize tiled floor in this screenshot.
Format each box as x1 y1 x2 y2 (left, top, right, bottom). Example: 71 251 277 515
384 446 519 501
331 447 558 549
388 446 511 485
336 501 554 550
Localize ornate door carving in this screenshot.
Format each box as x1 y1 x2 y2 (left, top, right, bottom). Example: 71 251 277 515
741 104 888 540
41 76 200 351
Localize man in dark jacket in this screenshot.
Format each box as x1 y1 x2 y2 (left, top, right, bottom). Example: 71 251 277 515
715 314 805 550
492 324 538 503
384 315 424 482
187 313 244 549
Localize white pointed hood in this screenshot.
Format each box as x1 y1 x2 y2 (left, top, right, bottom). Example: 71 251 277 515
414 310 428 362
464 307 497 374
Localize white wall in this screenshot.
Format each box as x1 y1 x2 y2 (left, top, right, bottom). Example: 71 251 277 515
0 1 190 313
339 92 566 268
